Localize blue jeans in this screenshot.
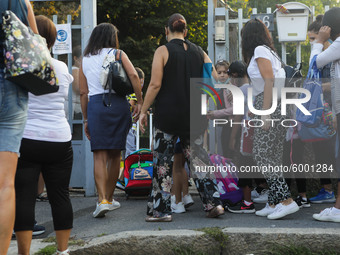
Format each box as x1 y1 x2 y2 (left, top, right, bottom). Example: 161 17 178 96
0 70 28 154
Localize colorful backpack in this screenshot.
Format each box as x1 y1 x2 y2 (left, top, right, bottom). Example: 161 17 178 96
124 149 153 198
209 154 243 206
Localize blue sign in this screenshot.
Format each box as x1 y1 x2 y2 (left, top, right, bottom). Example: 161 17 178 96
57 29 67 42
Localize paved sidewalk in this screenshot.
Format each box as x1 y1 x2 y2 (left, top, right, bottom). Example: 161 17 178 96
8 190 340 254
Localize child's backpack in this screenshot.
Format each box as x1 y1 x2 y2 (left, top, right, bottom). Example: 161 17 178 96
296 55 324 127
124 149 153 198
209 154 243 206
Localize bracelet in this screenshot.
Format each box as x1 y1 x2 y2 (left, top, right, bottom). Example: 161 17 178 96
83 119 88 124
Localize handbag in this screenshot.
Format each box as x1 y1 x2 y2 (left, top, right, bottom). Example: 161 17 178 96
104 49 133 98
2 0 58 95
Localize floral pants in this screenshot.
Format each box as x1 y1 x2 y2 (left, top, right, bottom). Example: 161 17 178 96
253 93 291 205
147 129 222 217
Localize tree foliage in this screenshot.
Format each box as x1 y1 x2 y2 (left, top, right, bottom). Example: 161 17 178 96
97 0 208 89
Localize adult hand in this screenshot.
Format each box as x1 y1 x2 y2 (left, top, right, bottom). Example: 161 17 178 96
317 26 331 44
132 103 142 122
207 111 214 120
139 112 148 134
84 122 91 140
261 115 271 131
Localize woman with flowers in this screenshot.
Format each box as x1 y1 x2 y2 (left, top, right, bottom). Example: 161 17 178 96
140 13 224 222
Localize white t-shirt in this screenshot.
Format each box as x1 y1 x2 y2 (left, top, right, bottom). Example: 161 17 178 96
82 48 113 96
23 58 73 142
247 46 283 96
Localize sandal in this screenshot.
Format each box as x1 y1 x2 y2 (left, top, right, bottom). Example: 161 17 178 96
206 205 225 218
36 193 49 202
145 215 172 222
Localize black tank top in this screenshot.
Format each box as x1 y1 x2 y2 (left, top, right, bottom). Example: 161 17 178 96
154 39 207 137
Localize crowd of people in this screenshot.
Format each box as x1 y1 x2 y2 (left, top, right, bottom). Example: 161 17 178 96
0 0 340 253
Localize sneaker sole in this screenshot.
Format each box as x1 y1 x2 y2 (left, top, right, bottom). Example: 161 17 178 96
32 230 45 236
313 215 340 223
227 208 255 214
145 215 172 222
310 199 336 204
299 204 311 208
253 199 268 204
171 209 186 213
93 208 110 218
267 206 300 220
184 202 194 209
108 205 121 211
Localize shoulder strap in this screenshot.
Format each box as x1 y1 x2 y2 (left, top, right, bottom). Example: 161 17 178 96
18 0 29 26
8 0 11 10
263 45 285 68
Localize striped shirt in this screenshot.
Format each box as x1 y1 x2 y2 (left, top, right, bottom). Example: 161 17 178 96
311 37 340 115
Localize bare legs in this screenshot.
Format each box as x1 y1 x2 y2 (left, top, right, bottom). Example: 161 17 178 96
172 153 189 204
93 149 121 202
0 152 18 255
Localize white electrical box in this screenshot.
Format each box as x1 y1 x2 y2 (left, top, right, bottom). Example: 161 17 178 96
215 20 226 41
275 2 311 42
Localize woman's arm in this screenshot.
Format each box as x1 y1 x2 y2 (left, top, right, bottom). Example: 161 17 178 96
121 51 143 119
256 57 274 130
79 63 90 140
313 26 340 68
25 0 38 34
140 46 167 133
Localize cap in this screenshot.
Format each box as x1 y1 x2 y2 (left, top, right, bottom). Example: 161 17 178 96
227 60 247 77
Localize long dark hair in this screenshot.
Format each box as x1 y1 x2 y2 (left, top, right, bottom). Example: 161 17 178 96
241 19 275 64
308 15 323 33
84 23 119 56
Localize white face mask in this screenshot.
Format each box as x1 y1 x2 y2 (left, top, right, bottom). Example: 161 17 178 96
310 41 316 46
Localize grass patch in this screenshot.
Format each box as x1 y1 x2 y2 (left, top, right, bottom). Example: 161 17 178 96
41 237 56 243
97 233 107 237
196 227 228 249
36 236 85 255
34 245 56 255
265 244 340 255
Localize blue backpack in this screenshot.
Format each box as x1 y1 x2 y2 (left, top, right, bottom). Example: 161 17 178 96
296 55 324 127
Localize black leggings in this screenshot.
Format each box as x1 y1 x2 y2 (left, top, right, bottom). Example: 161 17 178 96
14 138 73 231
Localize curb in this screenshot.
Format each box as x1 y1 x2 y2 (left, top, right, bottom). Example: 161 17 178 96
27 227 340 255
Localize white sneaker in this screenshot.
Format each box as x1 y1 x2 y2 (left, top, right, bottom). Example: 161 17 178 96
171 202 186 213
267 201 299 220
93 199 110 218
108 199 121 211
253 189 269 203
313 207 340 223
255 203 275 217
183 194 194 208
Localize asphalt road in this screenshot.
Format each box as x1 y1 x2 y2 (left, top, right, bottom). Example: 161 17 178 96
28 190 340 242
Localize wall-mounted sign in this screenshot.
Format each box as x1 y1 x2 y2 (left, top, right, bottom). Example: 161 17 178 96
52 23 72 55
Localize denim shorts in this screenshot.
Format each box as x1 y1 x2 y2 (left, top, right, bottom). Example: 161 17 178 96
0 70 28 154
